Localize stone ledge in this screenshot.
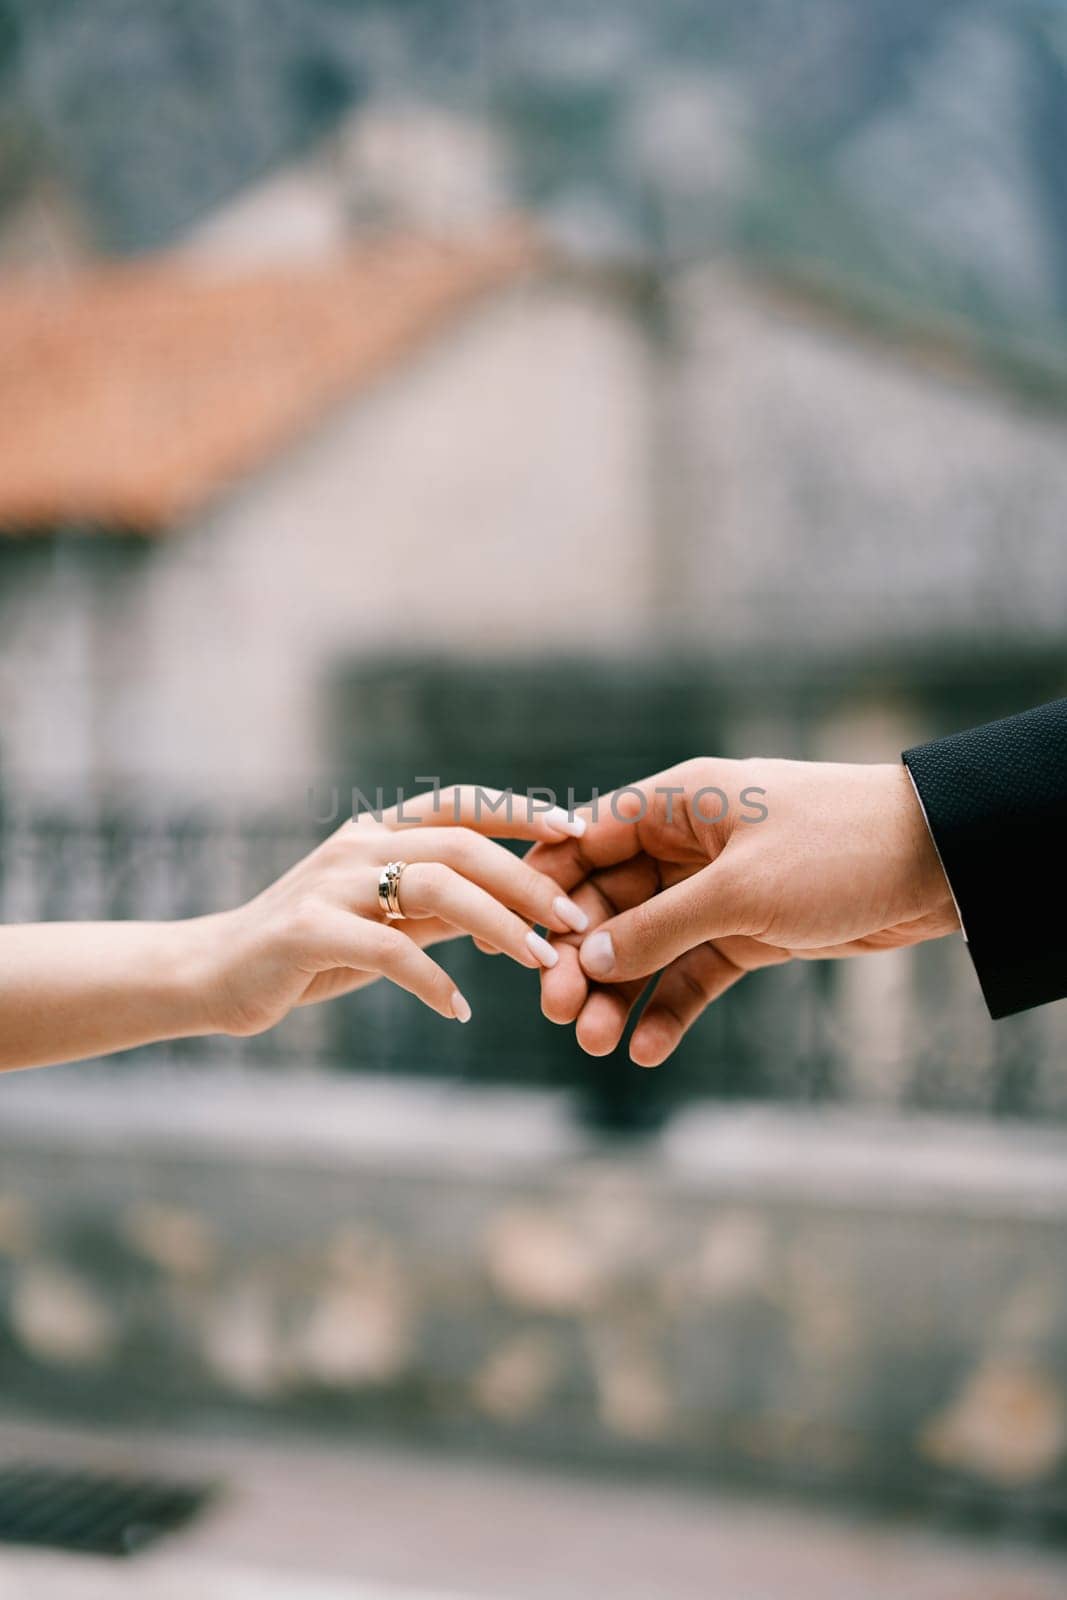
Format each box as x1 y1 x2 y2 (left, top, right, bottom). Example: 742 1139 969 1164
4 1419 1067 1599
2 1064 1067 1524
5 1062 1067 1214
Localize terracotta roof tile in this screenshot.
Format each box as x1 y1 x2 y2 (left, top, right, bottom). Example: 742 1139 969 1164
0 225 537 535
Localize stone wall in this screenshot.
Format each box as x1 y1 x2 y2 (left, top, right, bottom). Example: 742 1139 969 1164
1 1065 1066 1527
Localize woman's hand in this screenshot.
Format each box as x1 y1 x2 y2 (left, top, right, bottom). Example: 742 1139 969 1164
0 786 589 1071
198 786 590 1037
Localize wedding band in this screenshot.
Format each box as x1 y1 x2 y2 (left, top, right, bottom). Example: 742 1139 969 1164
378 860 406 921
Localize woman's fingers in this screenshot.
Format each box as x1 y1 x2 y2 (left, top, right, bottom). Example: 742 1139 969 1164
540 938 588 1022
317 913 470 1022
391 829 588 936
380 785 586 843
396 863 558 971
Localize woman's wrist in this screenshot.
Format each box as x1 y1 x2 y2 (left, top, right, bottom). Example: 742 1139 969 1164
156 915 231 1041
0 916 230 1071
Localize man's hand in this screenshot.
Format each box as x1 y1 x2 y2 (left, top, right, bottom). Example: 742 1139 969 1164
526 758 959 1068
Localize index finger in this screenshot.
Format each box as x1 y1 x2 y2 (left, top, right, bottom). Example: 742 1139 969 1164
525 784 661 890
381 785 587 843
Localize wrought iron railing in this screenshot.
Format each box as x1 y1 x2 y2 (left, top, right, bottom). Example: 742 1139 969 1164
2 797 1065 1132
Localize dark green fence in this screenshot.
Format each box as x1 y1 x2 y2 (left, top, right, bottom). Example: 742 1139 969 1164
3 653 1066 1132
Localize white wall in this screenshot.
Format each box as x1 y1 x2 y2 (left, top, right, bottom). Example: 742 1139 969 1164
12 262 1064 813
674 266 1067 651
63 275 655 808
0 541 116 811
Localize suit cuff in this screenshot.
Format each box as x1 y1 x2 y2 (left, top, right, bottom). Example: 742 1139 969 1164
903 700 1067 1020
902 764 968 943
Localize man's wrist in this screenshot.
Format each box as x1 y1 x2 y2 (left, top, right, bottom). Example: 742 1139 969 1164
890 760 958 927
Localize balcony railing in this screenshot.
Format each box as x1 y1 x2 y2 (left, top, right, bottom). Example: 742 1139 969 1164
3 799 1064 1132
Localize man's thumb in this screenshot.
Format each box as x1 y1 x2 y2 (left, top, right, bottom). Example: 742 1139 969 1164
578 859 742 983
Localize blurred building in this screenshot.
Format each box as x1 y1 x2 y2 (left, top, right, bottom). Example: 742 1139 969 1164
3 183 1067 1117
3 224 1067 802
0 221 656 812
3 4 1067 1553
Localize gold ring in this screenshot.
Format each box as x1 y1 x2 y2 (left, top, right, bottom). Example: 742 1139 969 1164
378 860 406 921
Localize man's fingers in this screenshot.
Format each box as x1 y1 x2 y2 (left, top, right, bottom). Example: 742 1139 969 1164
630 934 794 1066
576 989 634 1057
576 979 647 1056
523 835 590 894
578 855 748 984
544 891 648 1055
539 857 662 1024
628 943 746 1067
525 783 672 891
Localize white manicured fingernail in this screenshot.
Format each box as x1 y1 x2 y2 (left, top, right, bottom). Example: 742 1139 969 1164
581 931 614 978
554 895 589 933
544 806 586 838
526 930 559 969
451 991 472 1023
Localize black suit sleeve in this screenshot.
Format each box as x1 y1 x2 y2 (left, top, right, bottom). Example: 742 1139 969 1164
903 699 1067 1020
